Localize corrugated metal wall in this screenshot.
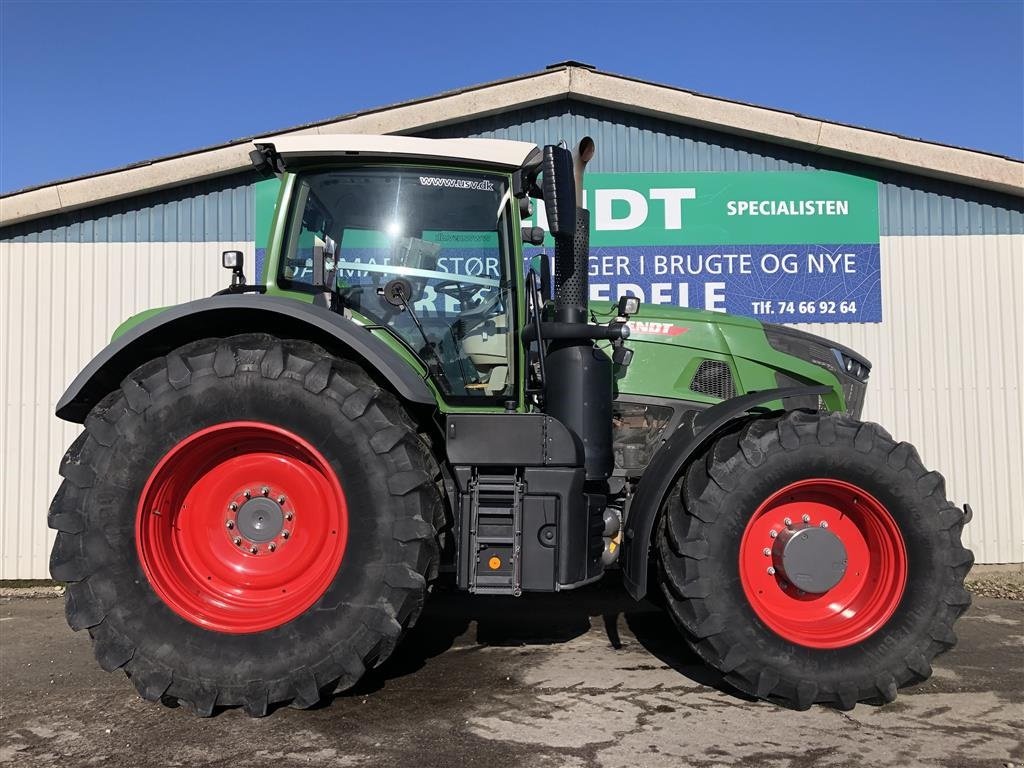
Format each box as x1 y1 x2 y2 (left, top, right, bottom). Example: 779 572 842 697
421 100 1024 236
1 98 1021 577
793 234 1022 563
0 175 258 578
0 173 256 243
0 240 251 578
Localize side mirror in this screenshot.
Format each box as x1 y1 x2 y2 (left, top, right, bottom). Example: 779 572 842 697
541 144 576 240
312 236 337 290
521 226 545 246
222 250 245 288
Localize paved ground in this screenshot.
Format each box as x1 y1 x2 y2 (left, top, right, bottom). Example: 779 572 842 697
1 583 1021 768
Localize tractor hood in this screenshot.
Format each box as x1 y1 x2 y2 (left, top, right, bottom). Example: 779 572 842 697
597 301 870 415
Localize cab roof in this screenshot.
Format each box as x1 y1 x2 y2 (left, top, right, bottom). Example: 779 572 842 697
256 134 542 172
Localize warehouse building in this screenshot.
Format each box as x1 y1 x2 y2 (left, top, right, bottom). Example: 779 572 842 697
2 62 1022 578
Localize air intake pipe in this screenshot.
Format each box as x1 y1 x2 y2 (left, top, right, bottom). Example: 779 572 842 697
545 137 613 481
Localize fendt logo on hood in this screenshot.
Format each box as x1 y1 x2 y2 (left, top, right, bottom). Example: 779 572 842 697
627 321 688 337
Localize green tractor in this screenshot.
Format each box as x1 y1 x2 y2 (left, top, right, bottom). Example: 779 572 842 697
50 135 973 716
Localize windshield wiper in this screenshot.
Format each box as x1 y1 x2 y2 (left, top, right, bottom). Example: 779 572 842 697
378 279 454 394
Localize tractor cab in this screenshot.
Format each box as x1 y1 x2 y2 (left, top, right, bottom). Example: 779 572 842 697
277 164 515 399
254 136 544 402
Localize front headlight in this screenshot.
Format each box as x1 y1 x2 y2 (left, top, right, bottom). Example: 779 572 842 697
836 349 869 382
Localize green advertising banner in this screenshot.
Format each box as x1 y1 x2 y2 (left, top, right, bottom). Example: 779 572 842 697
533 171 879 245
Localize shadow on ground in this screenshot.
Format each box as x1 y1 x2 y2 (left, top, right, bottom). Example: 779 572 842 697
346 573 735 699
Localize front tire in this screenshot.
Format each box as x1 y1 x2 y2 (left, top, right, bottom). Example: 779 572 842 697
49 334 443 716
656 410 973 710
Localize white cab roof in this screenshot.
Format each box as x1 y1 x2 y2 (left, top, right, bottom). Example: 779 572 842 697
256 134 541 171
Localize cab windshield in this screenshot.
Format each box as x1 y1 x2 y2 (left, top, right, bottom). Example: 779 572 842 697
279 167 514 400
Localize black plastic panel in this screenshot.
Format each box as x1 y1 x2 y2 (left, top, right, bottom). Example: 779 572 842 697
545 342 614 480
445 413 583 467
521 496 558 592
522 467 588 587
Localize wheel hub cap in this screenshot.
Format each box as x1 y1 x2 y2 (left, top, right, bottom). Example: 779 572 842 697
236 497 284 542
774 526 847 594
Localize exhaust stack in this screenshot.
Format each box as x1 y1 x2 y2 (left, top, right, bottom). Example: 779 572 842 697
546 136 614 481
553 137 595 325
573 137 595 208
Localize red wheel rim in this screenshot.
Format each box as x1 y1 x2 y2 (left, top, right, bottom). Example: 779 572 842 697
739 478 907 649
136 422 348 634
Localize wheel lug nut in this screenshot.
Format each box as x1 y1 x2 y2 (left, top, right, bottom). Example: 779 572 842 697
233 537 242 546
261 487 269 496
268 543 276 552
767 566 776 575
285 512 293 521
783 517 792 526
281 530 290 540
820 521 829 529
762 547 771 556
226 520 235 530
229 502 238 511
769 530 778 539
250 545 259 554
244 489 251 499
277 496 286 505
802 514 811 523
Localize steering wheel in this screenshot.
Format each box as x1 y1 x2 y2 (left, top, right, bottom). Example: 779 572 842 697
433 280 473 306
432 279 506 339
435 280 504 316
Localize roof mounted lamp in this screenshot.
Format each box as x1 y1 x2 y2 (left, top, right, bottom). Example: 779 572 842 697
222 250 246 288
215 250 267 296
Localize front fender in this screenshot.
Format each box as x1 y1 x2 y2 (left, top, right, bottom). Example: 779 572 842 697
56 294 435 423
620 385 831 600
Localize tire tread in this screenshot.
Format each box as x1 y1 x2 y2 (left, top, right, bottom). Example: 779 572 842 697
49 333 445 716
655 409 973 710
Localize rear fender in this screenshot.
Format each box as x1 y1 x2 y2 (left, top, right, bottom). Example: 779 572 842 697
56 294 435 423
620 385 831 600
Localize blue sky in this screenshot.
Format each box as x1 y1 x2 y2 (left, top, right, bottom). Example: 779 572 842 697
1 0 1021 194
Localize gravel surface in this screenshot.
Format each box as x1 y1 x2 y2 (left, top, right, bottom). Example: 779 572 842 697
0 585 64 599
967 575 1024 600
1 584 1022 768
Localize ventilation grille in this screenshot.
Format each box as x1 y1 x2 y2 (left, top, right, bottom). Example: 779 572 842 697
691 360 736 400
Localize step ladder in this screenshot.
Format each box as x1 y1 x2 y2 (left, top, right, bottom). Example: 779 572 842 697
467 472 524 596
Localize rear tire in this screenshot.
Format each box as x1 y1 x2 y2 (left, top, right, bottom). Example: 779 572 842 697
656 410 973 710
49 334 443 716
